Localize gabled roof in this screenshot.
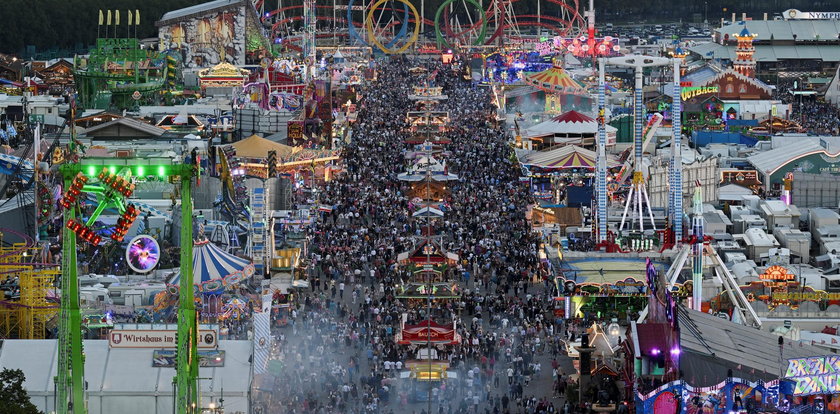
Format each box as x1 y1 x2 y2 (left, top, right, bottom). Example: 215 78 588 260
551 110 593 123
678 307 831 386
682 65 721 85
231 134 298 158
157 0 245 26
43 59 74 72
707 69 772 95
84 117 167 137
524 110 618 137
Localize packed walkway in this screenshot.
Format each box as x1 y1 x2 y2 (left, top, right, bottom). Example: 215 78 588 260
253 58 587 414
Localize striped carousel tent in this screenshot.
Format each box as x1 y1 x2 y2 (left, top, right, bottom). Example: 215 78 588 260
519 145 620 170
168 240 255 294
523 65 587 95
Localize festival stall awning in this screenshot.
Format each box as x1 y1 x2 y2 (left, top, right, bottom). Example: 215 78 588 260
412 206 444 218
231 134 300 159
522 65 587 95
398 155 459 182
396 282 459 299
397 239 458 265
168 240 255 294
396 319 461 345
519 145 620 170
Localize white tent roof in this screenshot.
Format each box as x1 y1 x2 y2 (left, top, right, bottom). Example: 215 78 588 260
413 206 444 218
0 339 252 414
524 115 617 137
719 183 754 201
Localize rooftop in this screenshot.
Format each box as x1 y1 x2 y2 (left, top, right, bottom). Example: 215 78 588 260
678 307 831 386
743 228 779 247
157 0 245 26
747 137 840 176
689 43 840 63
760 200 801 216
716 20 840 42
84 117 167 138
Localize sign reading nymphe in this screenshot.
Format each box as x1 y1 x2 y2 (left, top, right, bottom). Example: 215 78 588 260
785 356 840 396
783 9 840 20
108 329 218 348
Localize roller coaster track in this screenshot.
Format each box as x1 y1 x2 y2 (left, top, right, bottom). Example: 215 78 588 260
259 0 584 49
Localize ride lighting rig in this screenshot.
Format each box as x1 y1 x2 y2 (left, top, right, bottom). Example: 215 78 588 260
59 167 141 245
57 159 200 414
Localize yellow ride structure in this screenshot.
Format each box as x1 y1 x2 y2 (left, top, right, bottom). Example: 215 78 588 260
0 236 60 339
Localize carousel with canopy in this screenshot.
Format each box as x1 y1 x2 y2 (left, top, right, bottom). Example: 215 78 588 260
155 240 256 322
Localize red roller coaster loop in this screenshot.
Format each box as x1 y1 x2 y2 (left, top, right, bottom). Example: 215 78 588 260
260 0 584 50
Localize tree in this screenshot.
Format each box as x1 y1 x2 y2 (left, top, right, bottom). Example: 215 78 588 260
0 368 41 414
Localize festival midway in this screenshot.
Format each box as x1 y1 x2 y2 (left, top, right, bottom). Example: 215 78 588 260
0 0 838 413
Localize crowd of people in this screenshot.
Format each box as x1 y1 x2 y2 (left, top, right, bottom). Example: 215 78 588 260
252 58 601 413
773 79 840 134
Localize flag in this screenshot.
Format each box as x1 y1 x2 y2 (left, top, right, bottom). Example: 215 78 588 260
136 9 140 26
128 10 133 26
115 10 120 25
253 312 271 375
98 10 103 25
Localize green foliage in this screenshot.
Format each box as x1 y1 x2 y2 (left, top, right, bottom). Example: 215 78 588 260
0 368 41 414
0 0 209 56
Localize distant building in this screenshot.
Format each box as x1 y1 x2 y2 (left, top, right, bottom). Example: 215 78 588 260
689 19 840 73
156 0 266 68
748 135 840 191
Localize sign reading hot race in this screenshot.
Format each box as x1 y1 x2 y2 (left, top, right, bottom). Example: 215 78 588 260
108 329 218 348
785 355 840 396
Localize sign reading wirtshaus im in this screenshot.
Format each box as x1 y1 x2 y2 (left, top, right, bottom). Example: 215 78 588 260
108 329 217 348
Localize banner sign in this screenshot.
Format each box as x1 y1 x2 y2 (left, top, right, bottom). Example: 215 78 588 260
681 86 719 101
773 291 840 301
108 329 218 348
785 356 840 396
400 327 456 343
152 350 225 367
783 9 840 20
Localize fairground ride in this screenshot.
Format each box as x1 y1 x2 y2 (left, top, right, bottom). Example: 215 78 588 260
55 159 200 414
255 0 584 53
0 228 60 340
73 37 176 110
594 56 683 253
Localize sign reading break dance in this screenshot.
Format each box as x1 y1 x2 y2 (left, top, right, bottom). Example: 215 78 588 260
785 355 840 396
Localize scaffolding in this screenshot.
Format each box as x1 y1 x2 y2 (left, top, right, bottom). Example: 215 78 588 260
0 238 60 340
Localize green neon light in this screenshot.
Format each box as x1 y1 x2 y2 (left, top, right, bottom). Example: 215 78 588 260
109 166 117 174
158 166 166 177
87 165 96 176
136 165 145 176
